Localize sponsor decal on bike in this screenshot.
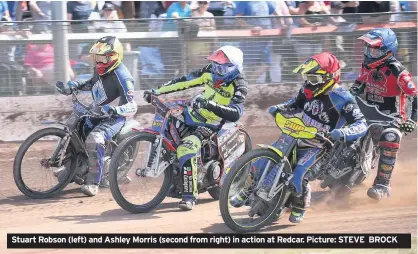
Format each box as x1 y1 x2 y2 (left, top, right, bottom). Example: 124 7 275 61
219 130 243 160
297 150 317 166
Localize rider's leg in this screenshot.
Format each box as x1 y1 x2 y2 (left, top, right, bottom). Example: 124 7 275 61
82 116 125 196
289 147 322 223
177 126 216 211
367 127 402 200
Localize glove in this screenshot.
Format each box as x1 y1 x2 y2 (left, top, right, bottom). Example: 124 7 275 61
401 119 416 133
349 85 364 96
268 103 291 116
190 95 209 109
101 105 117 116
55 81 74 95
88 105 105 118
143 89 158 104
329 129 344 141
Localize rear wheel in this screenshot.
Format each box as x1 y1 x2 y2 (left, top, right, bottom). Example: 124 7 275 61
109 133 173 213
219 148 290 233
13 127 78 199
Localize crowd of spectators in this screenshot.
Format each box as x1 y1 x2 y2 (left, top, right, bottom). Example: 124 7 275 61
0 1 417 95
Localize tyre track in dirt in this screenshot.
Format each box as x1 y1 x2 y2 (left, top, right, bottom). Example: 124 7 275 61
0 127 416 254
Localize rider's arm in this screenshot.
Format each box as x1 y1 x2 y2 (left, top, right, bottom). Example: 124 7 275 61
339 100 368 142
204 75 248 122
69 68 99 91
156 64 211 94
390 62 417 121
349 65 367 95
113 76 137 117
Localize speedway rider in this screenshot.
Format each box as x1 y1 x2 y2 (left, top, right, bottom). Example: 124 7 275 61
143 46 248 211
349 28 417 200
56 36 137 197
242 52 368 223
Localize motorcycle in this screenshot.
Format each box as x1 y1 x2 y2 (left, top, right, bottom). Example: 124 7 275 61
108 94 252 213
13 82 140 199
219 96 400 233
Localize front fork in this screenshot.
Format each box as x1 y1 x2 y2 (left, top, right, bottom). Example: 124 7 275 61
50 133 71 167
143 135 170 178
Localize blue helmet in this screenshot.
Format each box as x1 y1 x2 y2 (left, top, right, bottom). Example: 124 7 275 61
358 28 398 69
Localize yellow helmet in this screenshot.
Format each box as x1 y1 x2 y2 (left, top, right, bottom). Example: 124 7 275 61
89 36 123 76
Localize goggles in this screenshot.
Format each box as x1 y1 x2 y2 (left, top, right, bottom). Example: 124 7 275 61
211 62 236 76
302 74 325 86
364 46 385 59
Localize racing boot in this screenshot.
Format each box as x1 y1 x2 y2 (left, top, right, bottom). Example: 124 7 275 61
178 196 197 211
289 180 311 224
81 183 99 197
367 184 390 200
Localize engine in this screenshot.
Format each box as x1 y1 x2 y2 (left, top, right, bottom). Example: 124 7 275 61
197 160 222 189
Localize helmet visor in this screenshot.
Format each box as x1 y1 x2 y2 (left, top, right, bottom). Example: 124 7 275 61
364 46 385 59
93 54 109 64
302 74 325 86
211 62 236 76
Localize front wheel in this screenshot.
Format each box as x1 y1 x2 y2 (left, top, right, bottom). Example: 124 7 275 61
219 148 291 233
109 133 173 213
13 127 78 199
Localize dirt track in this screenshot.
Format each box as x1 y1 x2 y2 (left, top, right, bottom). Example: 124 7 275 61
0 127 417 254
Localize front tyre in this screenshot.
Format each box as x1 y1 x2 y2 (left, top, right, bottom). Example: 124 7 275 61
13 127 77 199
109 133 173 213
219 148 290 233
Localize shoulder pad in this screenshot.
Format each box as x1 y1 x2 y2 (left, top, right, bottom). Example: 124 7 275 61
387 60 406 77
114 63 134 81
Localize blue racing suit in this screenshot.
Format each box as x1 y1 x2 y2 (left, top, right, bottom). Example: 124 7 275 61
269 85 367 210
68 63 137 186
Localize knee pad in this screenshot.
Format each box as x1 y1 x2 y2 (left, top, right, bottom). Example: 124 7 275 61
378 128 401 166
177 135 202 159
86 132 105 151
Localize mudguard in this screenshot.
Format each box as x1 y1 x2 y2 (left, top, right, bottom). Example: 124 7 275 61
256 144 284 158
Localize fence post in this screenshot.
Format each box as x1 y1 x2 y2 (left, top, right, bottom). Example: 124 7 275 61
52 1 69 89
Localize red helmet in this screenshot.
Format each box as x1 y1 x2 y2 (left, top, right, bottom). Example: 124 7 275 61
293 52 341 100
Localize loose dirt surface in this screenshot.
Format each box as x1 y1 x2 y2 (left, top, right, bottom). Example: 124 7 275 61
0 127 416 254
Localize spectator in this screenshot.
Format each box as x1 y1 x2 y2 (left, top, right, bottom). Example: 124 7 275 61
67 1 93 33
29 1 52 33
234 1 277 84
297 1 330 27
358 1 397 24
340 1 360 23
148 2 167 32
139 1 162 19
272 0 293 27
222 1 236 28
285 1 299 15
0 1 10 20
191 1 215 30
24 43 75 94
97 3 128 33
163 1 192 31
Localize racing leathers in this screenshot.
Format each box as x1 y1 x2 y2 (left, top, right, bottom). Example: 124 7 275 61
350 59 417 198
270 85 367 222
153 63 248 204
66 63 137 191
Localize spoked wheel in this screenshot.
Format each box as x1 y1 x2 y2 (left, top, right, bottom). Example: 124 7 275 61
13 127 77 199
109 133 173 213
219 149 291 233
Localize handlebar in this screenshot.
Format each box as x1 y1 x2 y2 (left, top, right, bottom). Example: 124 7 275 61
314 132 334 148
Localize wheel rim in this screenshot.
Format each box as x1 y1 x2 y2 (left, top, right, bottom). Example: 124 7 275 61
111 136 169 209
225 156 284 229
18 133 74 195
